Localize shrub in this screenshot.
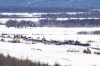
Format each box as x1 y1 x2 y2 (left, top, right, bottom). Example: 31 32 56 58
0 54 50 66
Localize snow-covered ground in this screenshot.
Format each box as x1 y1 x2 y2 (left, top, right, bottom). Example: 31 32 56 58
0 18 40 23
0 12 100 24
0 42 100 66
1 18 100 24
0 26 100 66
0 26 100 47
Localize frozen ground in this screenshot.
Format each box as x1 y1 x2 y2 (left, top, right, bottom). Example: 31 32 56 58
0 26 100 66
0 42 100 66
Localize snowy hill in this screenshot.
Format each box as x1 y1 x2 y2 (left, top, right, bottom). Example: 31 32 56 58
0 0 100 8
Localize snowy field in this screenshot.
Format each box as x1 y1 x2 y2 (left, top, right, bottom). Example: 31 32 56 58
1 12 100 24
0 26 100 66
0 42 100 66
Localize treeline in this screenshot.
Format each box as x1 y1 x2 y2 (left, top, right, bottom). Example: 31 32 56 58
6 20 36 28
0 6 89 12
39 19 100 27
0 14 21 18
0 10 100 18
77 30 100 35
41 11 100 18
0 54 60 66
5 19 100 27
